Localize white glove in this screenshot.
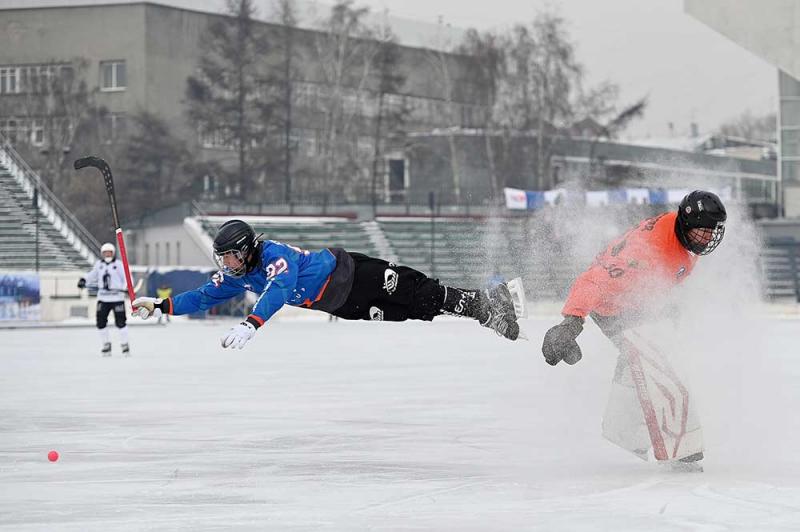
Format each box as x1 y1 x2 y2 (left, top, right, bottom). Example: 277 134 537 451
221 321 257 350
132 297 163 320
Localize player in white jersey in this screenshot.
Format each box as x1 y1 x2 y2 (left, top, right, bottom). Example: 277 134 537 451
78 243 130 356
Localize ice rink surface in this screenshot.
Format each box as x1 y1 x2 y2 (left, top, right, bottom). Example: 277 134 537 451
1 315 799 531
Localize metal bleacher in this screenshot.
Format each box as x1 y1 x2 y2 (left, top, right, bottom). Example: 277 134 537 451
378 218 488 286
0 161 93 270
760 238 800 301
377 217 576 295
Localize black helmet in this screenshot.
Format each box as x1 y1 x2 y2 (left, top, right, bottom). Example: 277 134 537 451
213 219 258 276
675 190 727 255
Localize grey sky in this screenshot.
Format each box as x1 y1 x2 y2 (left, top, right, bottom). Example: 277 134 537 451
354 0 777 139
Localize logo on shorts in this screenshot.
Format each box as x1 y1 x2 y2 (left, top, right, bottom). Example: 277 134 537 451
369 306 384 321
383 268 398 295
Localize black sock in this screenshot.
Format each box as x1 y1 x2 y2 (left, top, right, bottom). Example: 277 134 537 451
440 286 489 322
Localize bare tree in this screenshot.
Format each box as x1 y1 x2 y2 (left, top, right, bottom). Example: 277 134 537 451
499 10 620 189
313 0 375 201
185 0 274 199
718 110 777 141
272 0 300 203
119 111 190 216
425 24 464 202
370 19 407 212
588 98 648 186
458 29 505 201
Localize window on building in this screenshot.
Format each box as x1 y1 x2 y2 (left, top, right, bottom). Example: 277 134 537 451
26 66 43 93
780 100 800 127
552 164 563 186
165 242 171 265
100 60 126 91
782 129 800 158
0 64 72 95
199 126 235 150
387 158 406 203
1 119 18 143
100 113 126 143
155 242 160 265
144 243 150 265
176 241 181 265
30 119 44 146
780 71 800 97
0 67 19 95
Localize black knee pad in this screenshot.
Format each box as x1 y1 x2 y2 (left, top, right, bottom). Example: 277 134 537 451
113 303 127 328
96 311 108 329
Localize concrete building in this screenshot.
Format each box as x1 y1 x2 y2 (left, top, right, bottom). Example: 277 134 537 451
685 0 800 217
0 1 485 203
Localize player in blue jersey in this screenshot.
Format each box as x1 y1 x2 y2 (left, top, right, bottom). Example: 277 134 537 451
133 219 522 349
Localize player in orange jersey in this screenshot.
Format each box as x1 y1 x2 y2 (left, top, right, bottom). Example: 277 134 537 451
541 190 727 471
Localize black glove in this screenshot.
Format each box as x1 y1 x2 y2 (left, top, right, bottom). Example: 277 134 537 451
542 315 584 366
77 278 86 289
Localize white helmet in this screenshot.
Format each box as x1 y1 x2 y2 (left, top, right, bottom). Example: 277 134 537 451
100 242 115 263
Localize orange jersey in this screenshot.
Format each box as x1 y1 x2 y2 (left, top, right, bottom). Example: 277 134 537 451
562 211 697 318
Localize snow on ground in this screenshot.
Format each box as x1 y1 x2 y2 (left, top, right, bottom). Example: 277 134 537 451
1 316 799 531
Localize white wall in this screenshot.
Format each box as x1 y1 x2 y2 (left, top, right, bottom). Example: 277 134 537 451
129 222 214 269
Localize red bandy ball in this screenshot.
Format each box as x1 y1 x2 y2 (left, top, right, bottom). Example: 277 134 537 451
47 450 59 462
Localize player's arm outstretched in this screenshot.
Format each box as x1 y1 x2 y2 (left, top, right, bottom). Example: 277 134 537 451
133 246 301 350
133 271 245 320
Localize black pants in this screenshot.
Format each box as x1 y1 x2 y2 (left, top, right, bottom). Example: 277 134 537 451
331 253 445 322
96 301 126 329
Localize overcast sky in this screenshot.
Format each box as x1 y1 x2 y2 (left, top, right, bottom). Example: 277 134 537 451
352 0 777 139
1 0 778 139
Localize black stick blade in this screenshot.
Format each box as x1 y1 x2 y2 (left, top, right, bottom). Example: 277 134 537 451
74 155 120 228
74 156 107 171
74 155 115 195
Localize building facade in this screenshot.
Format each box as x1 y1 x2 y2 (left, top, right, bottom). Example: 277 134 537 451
685 0 800 217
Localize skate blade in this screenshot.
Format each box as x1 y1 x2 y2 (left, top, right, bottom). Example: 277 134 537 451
506 277 528 319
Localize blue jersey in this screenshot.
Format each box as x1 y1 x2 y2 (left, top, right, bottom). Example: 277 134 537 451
169 241 337 325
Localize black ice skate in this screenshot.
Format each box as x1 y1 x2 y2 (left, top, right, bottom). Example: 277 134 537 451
479 285 520 341
480 309 520 341
101 342 112 357
487 283 518 322
121 343 130 357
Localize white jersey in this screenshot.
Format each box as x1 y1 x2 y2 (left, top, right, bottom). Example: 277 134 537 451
85 259 128 303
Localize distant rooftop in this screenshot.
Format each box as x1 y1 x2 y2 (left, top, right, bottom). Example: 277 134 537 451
0 0 468 50
627 133 776 160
